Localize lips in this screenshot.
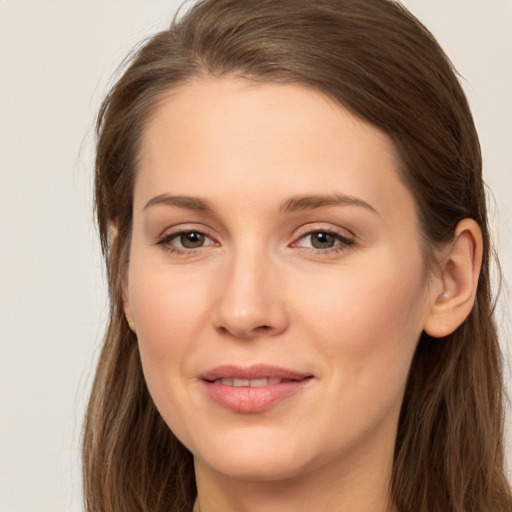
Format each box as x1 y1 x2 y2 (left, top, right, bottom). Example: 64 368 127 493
214 377 286 387
200 365 313 413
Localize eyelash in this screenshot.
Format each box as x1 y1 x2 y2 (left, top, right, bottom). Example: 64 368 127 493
156 230 218 256
156 227 355 256
292 227 355 254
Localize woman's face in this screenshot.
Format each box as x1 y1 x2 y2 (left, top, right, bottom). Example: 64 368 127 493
124 78 438 482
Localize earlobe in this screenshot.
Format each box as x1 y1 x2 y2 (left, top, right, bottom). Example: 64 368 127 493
423 219 483 338
122 284 136 332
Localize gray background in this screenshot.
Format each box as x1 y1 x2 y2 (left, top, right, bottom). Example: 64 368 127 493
1 1 511 511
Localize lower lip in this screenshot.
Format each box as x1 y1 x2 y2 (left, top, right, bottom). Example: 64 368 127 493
202 379 312 413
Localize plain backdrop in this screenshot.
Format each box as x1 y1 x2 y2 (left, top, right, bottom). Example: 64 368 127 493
0 1 511 511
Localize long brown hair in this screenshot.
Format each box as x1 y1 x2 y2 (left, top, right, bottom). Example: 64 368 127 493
83 1 511 510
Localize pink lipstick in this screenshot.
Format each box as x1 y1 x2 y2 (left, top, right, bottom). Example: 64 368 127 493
200 365 313 413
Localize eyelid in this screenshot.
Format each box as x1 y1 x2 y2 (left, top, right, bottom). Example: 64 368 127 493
290 224 356 252
162 231 216 247
154 222 356 255
293 223 355 242
155 224 219 254
156 223 217 240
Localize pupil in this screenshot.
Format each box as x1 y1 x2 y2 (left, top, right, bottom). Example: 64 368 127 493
181 232 205 248
312 232 335 249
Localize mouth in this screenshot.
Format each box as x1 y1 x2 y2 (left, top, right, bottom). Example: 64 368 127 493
210 377 302 387
200 365 314 413
200 364 313 384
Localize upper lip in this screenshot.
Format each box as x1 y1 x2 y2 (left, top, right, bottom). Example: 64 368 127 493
200 364 312 382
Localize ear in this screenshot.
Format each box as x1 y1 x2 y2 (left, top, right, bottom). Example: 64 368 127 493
423 219 483 338
110 222 136 332
122 282 136 333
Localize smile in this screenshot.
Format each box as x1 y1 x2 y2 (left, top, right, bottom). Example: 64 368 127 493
213 377 296 387
200 365 314 413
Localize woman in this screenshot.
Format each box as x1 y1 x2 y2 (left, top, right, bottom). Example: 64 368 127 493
82 0 511 511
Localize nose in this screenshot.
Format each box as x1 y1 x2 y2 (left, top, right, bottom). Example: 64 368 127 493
210 246 289 340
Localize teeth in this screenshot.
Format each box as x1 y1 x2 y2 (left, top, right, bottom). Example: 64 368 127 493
249 378 268 387
215 377 284 387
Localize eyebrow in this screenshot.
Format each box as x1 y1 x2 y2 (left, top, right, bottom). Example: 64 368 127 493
143 194 212 212
280 194 379 215
142 192 379 216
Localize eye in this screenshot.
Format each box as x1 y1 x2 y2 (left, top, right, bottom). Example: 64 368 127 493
175 231 208 249
157 230 216 252
294 229 354 252
304 231 339 249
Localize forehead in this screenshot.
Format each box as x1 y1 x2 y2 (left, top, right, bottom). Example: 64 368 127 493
135 77 413 221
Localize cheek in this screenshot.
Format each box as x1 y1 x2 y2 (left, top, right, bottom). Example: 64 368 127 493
297 256 427 387
127 263 209 351
296 265 426 444
305 262 424 334
125 257 214 415
125 263 211 438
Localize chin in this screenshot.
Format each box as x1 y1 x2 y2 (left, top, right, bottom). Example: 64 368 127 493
189 426 329 482
198 452 311 482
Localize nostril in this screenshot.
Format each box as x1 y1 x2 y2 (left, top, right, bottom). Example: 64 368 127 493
216 323 274 339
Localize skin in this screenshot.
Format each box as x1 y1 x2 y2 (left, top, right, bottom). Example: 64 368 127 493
122 77 481 512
